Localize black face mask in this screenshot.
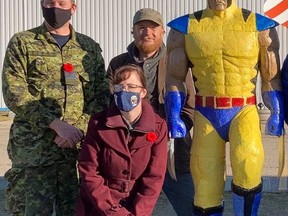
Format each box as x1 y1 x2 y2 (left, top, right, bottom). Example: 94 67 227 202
42 6 71 29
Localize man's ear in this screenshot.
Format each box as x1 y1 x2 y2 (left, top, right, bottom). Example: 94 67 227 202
71 3 77 15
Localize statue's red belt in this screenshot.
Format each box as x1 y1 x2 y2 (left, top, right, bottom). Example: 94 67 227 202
195 95 256 108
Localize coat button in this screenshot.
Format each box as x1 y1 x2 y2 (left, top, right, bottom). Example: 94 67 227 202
122 170 130 175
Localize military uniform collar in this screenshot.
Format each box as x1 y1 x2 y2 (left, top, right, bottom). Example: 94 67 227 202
36 23 79 47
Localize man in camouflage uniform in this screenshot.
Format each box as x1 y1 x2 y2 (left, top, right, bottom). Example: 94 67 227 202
1 0 109 215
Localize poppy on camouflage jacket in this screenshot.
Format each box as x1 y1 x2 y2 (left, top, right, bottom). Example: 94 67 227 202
77 100 168 216
2 24 109 167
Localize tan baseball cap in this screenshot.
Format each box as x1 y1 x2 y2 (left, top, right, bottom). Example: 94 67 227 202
133 8 163 26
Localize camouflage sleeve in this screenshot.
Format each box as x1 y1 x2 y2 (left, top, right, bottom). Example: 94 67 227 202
2 34 57 128
74 42 110 133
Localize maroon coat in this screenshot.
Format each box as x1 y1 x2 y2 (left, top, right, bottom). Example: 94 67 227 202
77 100 168 216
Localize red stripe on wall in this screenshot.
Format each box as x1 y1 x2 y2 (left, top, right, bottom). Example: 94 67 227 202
265 0 288 18
282 20 288 27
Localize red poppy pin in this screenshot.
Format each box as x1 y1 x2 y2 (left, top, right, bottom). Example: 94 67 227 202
146 132 157 142
63 63 74 73
63 63 77 86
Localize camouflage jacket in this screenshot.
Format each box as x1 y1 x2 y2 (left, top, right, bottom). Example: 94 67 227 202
2 24 109 167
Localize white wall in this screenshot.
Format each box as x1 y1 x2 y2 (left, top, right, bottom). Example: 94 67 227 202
0 0 287 109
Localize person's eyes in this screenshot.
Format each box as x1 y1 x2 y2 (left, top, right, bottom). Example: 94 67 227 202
44 1 70 8
59 2 70 7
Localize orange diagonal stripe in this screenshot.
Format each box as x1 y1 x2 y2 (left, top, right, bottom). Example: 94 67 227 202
265 0 288 18
282 20 288 27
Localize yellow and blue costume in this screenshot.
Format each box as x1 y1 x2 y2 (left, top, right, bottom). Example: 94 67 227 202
164 0 284 215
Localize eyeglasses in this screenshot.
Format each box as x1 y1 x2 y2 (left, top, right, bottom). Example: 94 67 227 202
113 84 144 92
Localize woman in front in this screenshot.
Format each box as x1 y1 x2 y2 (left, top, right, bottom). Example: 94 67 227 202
77 64 168 216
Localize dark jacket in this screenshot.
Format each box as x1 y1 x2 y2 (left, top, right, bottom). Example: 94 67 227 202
77 100 168 216
107 42 195 172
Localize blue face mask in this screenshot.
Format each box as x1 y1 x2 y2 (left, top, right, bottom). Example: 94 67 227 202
114 91 141 112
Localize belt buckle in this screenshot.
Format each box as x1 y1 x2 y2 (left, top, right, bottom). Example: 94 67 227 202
232 97 245 106
216 97 231 108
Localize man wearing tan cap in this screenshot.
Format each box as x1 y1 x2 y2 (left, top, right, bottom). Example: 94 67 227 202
132 7 164 26
107 8 195 215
